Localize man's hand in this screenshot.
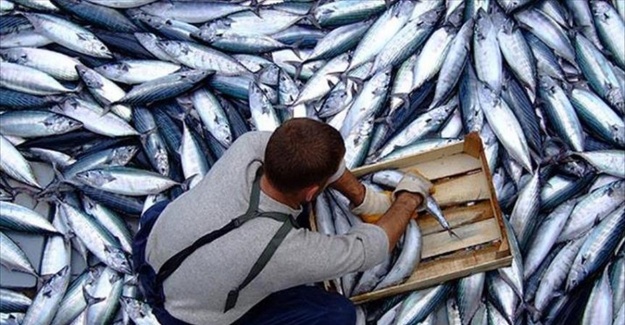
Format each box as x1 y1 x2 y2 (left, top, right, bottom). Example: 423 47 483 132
392 171 433 211
351 185 392 216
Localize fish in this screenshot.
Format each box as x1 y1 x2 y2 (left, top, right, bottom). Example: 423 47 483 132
0 231 37 276
0 61 78 95
2 1 625 323
373 219 422 291
59 201 131 274
23 13 112 58
424 196 460 239
21 266 70 325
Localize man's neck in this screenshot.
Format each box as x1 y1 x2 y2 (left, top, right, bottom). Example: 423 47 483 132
260 175 301 209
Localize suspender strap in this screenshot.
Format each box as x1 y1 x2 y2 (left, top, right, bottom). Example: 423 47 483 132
156 219 238 285
224 215 295 312
155 168 265 285
154 166 300 314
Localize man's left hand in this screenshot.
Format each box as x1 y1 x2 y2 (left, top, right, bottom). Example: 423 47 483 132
351 185 392 216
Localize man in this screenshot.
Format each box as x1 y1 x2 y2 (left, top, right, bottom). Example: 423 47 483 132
133 118 433 324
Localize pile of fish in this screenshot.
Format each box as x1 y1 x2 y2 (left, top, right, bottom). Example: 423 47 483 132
0 0 624 324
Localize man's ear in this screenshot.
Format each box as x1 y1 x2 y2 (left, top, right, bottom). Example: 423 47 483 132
304 184 320 202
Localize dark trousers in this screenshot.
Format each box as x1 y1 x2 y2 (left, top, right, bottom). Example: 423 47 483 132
133 202 357 325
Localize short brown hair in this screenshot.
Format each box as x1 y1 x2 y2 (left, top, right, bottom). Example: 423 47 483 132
264 118 345 192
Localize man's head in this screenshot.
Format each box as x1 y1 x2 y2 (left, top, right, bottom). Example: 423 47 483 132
264 118 345 201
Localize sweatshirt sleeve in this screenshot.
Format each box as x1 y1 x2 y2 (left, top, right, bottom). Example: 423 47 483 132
273 223 389 285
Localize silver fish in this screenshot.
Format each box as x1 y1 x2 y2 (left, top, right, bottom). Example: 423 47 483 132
0 231 37 276
374 219 422 291
94 60 182 85
59 201 131 274
23 13 111 58
0 47 80 80
0 135 41 188
0 61 78 95
21 266 70 325
75 166 178 196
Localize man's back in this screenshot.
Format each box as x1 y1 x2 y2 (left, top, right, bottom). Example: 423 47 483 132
146 131 387 324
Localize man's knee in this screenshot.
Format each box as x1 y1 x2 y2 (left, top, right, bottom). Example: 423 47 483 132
318 292 357 325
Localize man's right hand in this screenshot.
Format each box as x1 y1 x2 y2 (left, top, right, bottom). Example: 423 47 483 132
392 172 433 211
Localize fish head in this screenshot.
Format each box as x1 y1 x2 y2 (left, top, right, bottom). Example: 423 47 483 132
501 18 516 34
612 125 625 146
259 64 280 86
474 8 493 38
126 8 145 20
396 0 416 18
422 7 444 25
75 170 114 187
0 49 28 64
249 81 265 99
133 32 160 46
46 265 70 291
84 39 112 59
104 245 132 274
44 115 82 133
538 75 557 93
477 82 497 106
155 149 169 176
76 65 104 89
192 24 221 43
377 67 393 88
180 70 213 83
156 40 184 56
60 97 81 112
606 84 625 111
140 14 167 29
94 62 128 78
323 90 349 109
591 0 611 19
110 146 139 165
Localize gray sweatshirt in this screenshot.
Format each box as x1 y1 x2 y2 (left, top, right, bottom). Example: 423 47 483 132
146 131 389 324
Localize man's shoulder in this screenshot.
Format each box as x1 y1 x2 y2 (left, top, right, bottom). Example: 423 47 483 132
233 131 272 147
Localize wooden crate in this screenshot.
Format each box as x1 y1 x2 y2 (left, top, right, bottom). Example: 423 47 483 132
312 132 512 304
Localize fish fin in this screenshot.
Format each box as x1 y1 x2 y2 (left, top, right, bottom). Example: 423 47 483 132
83 287 106 306
522 302 541 321
391 93 411 110
98 102 115 117
305 0 323 30
249 0 262 17
123 274 139 286
285 40 305 61
284 60 304 80
138 128 158 144
384 0 396 10
71 82 83 93
76 33 90 41
180 174 198 191
448 229 461 239
593 214 602 226
345 75 365 89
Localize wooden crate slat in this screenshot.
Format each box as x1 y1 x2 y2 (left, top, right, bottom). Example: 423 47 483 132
351 141 465 177
429 171 491 207
351 245 512 304
417 200 493 236
421 218 501 259
402 153 482 181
